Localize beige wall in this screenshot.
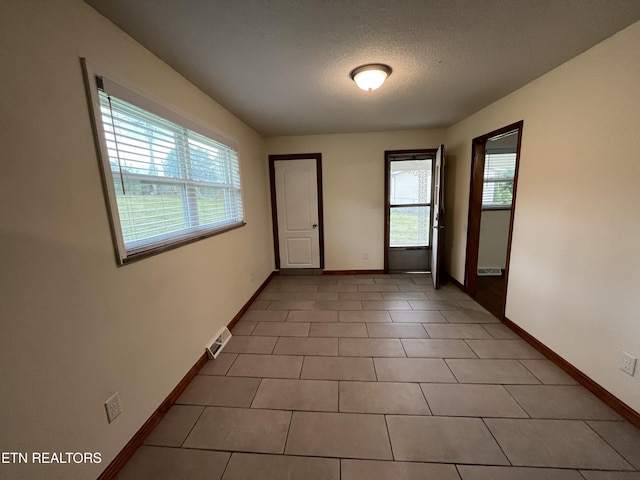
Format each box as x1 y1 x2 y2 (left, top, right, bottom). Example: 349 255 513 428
0 1 273 479
445 21 640 411
266 130 446 270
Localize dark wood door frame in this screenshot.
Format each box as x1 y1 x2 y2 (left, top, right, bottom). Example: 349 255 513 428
384 149 437 273
464 121 523 317
268 153 324 270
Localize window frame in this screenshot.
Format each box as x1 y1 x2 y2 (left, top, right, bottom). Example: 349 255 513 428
81 59 246 265
481 151 517 211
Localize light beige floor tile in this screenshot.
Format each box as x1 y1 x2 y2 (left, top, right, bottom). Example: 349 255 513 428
268 300 317 310
287 310 338 322
519 359 578 385
222 453 339 480
402 339 477 358
252 378 338 412
183 407 291 453
199 353 237 375
580 472 640 480
341 459 459 480
482 323 520 339
339 311 391 322
446 359 541 384
143 405 204 447
313 300 363 310
273 337 338 356
337 277 375 285
176 375 261 407
381 292 429 300
239 310 288 322
587 421 640 469
506 385 621 420
390 311 447 323
374 277 413 285
442 310 500 323
309 322 368 337
295 292 339 301
386 415 509 464
466 339 545 359
231 321 257 335
457 465 585 480
318 284 358 292
398 284 434 292
366 323 428 338
278 284 318 293
409 300 460 310
339 338 406 357
340 381 430 414
258 291 298 301
374 358 457 383
116 446 229 480
426 290 471 301
457 300 491 313
252 322 310 337
357 284 400 292
224 336 277 354
285 411 392 459
425 323 492 339
301 356 376 381
226 354 303 378
362 300 412 310
338 292 383 300
248 300 270 310
421 384 527 418
485 418 633 469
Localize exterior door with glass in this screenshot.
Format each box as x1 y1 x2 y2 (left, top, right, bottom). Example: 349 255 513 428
384 150 435 273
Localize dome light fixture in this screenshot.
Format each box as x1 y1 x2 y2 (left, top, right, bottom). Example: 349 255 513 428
350 63 392 91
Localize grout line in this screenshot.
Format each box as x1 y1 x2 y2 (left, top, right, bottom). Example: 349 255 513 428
480 416 513 466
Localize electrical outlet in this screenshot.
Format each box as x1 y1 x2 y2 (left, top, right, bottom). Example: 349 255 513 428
363 253 369 260
104 392 122 423
620 352 637 376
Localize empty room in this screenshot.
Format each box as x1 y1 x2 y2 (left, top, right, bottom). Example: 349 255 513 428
1 1 640 479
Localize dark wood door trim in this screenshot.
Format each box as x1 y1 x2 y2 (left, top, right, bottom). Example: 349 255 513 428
464 121 523 317
268 153 324 270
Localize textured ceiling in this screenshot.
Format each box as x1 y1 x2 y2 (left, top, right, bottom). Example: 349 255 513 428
85 0 640 136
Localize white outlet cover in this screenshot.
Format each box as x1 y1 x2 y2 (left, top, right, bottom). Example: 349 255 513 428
620 352 637 376
105 392 122 423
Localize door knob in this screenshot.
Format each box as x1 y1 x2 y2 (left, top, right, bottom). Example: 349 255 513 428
312 224 318 228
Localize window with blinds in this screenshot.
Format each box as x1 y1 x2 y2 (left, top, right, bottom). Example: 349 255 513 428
83 61 244 264
482 152 516 209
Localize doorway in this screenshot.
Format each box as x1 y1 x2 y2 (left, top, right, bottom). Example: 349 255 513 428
269 153 324 270
384 149 436 274
465 121 523 319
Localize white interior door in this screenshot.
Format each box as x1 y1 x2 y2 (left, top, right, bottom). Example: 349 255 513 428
275 159 320 268
431 144 445 288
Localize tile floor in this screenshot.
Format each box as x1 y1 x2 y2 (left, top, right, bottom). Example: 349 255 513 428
117 274 640 480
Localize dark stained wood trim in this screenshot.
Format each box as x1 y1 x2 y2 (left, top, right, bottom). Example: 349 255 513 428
383 149 438 273
503 317 640 429
268 153 324 270
97 353 208 480
464 121 523 314
323 269 385 275
444 271 466 292
226 271 277 331
97 270 277 479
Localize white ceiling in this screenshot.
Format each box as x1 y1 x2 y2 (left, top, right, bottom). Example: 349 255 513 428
85 0 640 136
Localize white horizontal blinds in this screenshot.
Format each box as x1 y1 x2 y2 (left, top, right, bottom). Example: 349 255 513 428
482 153 516 208
97 84 243 256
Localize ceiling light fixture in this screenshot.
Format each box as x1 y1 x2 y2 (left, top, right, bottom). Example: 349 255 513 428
349 64 392 91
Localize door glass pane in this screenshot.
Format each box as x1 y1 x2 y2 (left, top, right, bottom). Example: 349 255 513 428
390 206 431 247
390 160 432 205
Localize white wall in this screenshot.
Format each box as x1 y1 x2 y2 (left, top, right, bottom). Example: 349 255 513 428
266 130 445 270
478 210 511 269
0 1 273 479
445 21 640 412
